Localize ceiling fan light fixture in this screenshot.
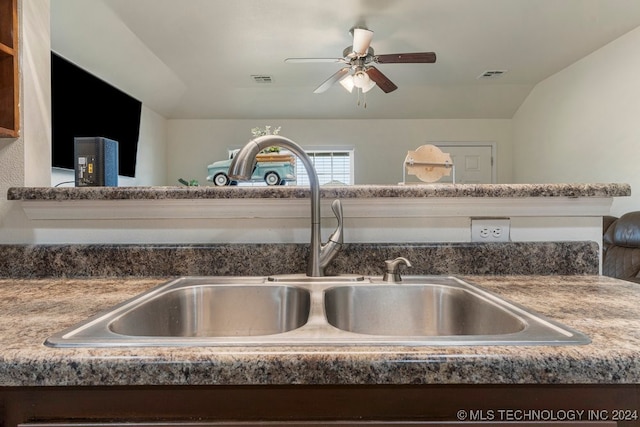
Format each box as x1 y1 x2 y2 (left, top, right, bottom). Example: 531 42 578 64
353 70 375 93
362 79 377 93
339 75 355 93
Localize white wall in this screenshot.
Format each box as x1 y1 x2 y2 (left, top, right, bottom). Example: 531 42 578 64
50 0 185 118
135 106 168 185
0 0 50 229
512 26 640 216
22 0 52 187
167 119 513 186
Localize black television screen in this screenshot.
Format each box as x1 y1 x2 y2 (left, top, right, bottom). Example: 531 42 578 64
51 52 142 177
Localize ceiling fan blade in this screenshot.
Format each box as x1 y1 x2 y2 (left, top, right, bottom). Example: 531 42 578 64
313 67 350 94
366 67 398 93
376 52 437 64
285 58 345 64
352 28 374 56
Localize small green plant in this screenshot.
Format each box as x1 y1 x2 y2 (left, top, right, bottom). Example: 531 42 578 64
178 178 199 187
251 126 282 153
251 125 281 138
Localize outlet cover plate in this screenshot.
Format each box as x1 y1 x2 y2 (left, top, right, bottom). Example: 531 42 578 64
471 218 511 242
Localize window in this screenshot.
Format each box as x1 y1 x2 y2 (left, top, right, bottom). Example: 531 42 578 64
295 150 354 186
231 148 354 187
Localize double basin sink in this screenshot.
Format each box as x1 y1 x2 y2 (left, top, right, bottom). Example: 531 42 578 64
46 275 590 347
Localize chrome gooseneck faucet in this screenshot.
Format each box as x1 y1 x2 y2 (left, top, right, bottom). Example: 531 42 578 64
228 135 343 277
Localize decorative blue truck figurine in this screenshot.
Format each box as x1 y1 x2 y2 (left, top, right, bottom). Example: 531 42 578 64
207 150 296 186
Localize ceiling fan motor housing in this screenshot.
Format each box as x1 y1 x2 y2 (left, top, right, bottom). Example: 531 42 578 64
343 46 375 60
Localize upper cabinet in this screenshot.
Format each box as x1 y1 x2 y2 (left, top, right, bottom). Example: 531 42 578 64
0 0 19 138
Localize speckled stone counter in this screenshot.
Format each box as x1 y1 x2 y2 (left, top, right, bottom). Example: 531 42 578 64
0 275 639 386
0 242 599 278
7 183 631 201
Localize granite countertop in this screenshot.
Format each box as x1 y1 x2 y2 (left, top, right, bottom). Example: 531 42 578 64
7 183 631 201
1 275 639 387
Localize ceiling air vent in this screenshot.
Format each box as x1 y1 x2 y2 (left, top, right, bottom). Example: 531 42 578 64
478 70 507 79
251 75 274 83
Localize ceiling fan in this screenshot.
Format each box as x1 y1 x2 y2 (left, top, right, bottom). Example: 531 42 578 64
285 27 436 96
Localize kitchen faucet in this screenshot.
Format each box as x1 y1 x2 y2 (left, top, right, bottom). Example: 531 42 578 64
228 135 343 277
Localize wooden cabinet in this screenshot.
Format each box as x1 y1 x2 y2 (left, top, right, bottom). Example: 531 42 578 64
0 0 19 138
0 385 638 426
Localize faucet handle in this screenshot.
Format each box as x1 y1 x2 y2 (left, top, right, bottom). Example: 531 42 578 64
319 199 344 269
328 199 343 244
383 257 412 282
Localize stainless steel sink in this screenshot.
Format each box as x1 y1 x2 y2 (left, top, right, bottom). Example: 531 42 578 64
324 285 526 336
110 285 310 337
45 276 590 347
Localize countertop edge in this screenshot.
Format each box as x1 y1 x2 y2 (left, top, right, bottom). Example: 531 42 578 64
7 183 632 201
1 351 638 387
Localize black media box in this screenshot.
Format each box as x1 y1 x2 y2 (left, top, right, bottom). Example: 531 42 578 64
74 137 119 187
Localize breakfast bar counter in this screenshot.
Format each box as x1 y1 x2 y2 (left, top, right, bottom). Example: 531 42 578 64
7 182 632 200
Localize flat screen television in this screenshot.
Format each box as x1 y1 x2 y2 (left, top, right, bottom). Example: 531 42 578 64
51 52 142 177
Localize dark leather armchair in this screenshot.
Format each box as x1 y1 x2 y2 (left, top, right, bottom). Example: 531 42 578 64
603 212 640 283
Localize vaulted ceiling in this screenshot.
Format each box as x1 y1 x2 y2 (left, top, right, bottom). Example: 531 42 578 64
51 0 640 119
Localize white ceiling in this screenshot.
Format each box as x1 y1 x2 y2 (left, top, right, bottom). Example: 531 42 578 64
50 0 640 120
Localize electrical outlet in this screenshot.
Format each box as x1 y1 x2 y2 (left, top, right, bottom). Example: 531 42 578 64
471 218 511 242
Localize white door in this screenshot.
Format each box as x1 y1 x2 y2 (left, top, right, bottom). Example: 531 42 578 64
435 144 494 184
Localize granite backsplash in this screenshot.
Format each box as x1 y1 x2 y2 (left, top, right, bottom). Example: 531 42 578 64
0 242 598 278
